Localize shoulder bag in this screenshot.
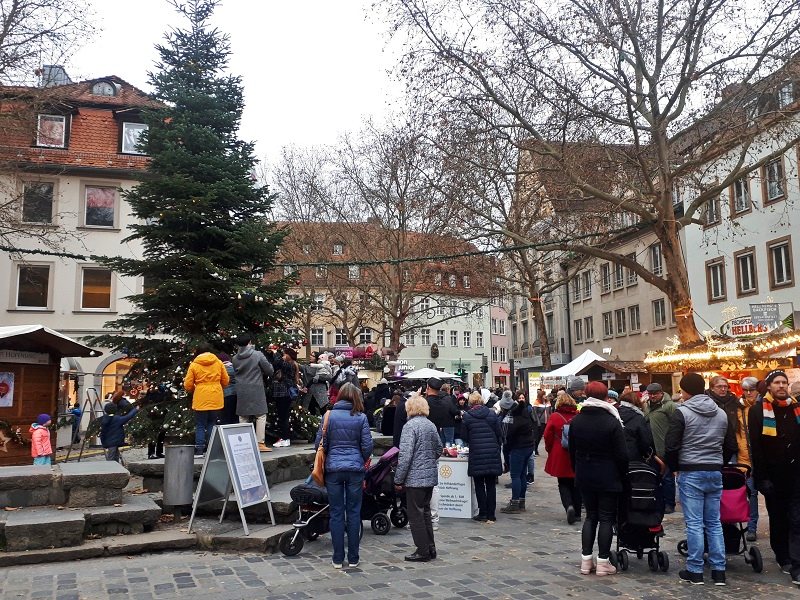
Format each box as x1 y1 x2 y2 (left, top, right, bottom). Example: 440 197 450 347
311 411 331 486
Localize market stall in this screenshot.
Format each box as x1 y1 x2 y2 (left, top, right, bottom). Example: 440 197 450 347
539 349 605 389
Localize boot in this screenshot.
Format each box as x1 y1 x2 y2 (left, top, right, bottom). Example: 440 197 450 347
580 554 596 575
518 499 526 512
595 557 617 576
500 499 521 514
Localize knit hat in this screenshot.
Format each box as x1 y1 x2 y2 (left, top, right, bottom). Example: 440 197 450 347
585 381 608 400
764 369 788 386
679 373 706 397
607 390 619 400
36 413 51 425
567 377 586 392
498 390 515 410
427 377 443 391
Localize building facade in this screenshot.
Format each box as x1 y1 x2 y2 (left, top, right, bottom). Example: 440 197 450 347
489 296 510 388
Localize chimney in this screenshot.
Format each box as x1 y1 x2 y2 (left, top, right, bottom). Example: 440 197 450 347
37 65 72 87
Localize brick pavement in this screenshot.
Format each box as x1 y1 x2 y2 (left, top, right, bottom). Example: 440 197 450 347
1 453 796 600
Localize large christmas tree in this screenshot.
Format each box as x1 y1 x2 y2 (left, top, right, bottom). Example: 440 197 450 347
90 0 301 443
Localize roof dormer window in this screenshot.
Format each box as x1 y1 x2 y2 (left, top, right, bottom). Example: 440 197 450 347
92 81 117 96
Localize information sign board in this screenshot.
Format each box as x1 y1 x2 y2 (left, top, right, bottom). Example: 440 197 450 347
437 457 476 519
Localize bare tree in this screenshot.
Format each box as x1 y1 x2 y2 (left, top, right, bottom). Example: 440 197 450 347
383 0 800 344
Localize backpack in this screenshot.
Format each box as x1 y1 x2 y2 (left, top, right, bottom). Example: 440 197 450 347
557 413 570 449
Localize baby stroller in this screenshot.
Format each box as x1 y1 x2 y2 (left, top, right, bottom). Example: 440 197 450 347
279 483 332 556
676 463 763 572
612 460 669 572
361 447 408 534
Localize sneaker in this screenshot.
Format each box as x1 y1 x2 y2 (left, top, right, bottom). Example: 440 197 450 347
348 561 359 568
679 569 704 585
781 563 792 574
792 570 800 586
332 561 342 569
274 439 289 448
258 442 272 452
432 524 439 531
595 557 616 576
526 473 535 484
745 531 757 542
711 570 726 586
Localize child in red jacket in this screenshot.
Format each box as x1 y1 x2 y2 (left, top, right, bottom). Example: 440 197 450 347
30 413 52 465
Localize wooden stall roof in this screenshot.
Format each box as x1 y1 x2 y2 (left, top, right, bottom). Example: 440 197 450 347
578 360 648 375
0 325 99 358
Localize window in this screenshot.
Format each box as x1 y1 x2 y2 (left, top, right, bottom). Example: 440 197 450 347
36 114 66 147
434 273 442 286
492 346 498 361
730 177 751 215
283 265 293 276
600 263 611 293
584 316 594 341
491 318 498 334
602 311 614 338
16 264 51 308
512 324 518 348
626 253 638 285
475 303 484 318
436 329 445 345
421 329 431 345
332 243 343 255
81 267 113 309
573 319 583 342
653 299 667 328
92 81 117 96
286 328 302 339
762 158 785 203
450 330 458 346
650 244 663 276
310 328 324 346
404 331 416 346
313 294 326 310
706 259 727 302
499 320 506 335
348 265 360 280
571 278 581 302
767 236 793 289
121 122 148 154
315 266 327 278
437 302 446 316
734 248 758 296
402 269 410 282
21 182 54 224
613 263 624 289
463 275 470 289
302 244 311 254
614 308 627 335
499 347 506 362
450 303 458 317
463 331 471 347
359 328 373 344
581 271 592 299
778 82 794 109
421 298 430 313
628 305 641 332
703 195 721 225
476 331 484 348
448 274 457 288
334 329 348 345
83 185 117 228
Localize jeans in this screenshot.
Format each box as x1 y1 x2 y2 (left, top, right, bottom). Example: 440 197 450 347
662 466 676 509
439 427 455 446
746 476 759 534
509 448 534 500
239 414 266 443
33 456 51 466
527 453 535 479
406 486 435 556
678 470 725 573
580 489 618 559
557 477 582 518
473 475 497 520
194 410 218 453
326 471 364 564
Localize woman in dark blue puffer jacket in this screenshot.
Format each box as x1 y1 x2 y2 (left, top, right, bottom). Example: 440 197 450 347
462 391 502 522
313 383 373 569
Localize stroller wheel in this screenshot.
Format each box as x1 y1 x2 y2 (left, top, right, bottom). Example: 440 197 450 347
371 513 391 535
749 546 763 573
677 540 688 557
390 507 409 528
608 550 619 570
619 550 629 571
279 530 305 556
657 551 669 572
647 550 658 571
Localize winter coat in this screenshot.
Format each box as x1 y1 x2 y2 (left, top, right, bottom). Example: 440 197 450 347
393 396 408 448
314 400 373 473
461 405 502 477
505 402 536 451
232 346 273 415
100 407 139 448
618 402 655 462
735 398 756 468
221 360 236 398
664 394 737 473
373 383 392 405
568 406 629 493
184 352 229 411
708 388 741 446
302 363 329 409
29 423 51 458
428 393 460 429
395 415 443 488
748 394 800 487
543 406 577 478
270 354 301 399
645 398 676 457
381 405 396 437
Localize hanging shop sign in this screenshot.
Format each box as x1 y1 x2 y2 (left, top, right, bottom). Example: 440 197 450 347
0 350 50 365
750 303 783 330
721 315 772 339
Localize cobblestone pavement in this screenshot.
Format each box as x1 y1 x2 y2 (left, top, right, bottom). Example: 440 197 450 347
2 453 796 600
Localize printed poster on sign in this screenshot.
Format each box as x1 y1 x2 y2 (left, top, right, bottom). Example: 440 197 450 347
0 373 14 407
436 458 476 518
229 433 265 505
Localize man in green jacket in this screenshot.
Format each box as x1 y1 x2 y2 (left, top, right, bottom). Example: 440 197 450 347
645 383 676 513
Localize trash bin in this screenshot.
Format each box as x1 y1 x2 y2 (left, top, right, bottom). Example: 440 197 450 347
163 444 194 506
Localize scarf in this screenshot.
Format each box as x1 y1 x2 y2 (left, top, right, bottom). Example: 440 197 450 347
582 397 624 426
761 391 800 436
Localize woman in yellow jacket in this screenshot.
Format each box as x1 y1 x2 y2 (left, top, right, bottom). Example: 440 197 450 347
184 344 230 456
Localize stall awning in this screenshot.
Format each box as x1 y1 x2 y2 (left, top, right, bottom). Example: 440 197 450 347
540 349 607 378
0 325 100 358
402 368 459 380
577 360 648 375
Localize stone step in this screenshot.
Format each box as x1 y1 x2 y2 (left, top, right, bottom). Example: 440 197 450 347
84 494 162 536
192 517 294 553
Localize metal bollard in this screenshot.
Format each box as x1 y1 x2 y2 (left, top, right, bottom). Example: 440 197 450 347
163 444 194 506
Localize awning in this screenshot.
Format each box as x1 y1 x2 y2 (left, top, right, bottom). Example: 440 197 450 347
402 367 459 380
540 349 606 378
0 325 100 358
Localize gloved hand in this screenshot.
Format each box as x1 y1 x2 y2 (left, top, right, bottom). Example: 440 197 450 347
757 480 775 496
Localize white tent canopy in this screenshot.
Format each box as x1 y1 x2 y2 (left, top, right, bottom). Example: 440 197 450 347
540 349 606 379
402 368 459 380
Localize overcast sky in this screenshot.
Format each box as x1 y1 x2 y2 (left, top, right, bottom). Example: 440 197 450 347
68 0 404 166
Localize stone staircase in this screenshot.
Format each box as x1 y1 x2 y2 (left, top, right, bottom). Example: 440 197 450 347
0 462 162 551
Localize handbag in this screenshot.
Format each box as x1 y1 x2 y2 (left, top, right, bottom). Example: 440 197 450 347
311 411 331 486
